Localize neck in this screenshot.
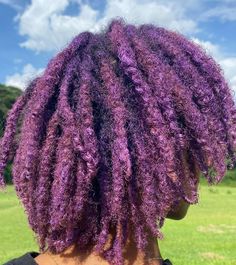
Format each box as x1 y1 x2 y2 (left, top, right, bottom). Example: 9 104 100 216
122 235 163 264
43 226 163 265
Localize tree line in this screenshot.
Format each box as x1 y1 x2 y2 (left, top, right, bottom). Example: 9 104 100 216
0 84 22 183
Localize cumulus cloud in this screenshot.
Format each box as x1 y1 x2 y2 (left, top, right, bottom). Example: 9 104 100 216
202 5 236 22
192 38 236 102
17 0 98 52
0 0 21 10
5 64 44 90
17 0 199 52
5 0 236 103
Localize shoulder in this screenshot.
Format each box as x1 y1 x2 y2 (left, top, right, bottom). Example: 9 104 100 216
34 252 53 265
3 252 39 265
163 258 173 265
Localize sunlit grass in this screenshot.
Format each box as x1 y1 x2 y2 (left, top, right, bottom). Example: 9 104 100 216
160 178 236 265
0 172 235 264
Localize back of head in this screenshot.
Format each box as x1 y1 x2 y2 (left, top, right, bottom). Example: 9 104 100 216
0 17 236 265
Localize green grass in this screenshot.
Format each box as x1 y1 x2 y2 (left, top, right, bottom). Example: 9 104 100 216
0 181 236 265
159 184 236 265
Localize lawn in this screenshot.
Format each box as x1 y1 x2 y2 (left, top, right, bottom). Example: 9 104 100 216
0 178 235 265
159 183 236 265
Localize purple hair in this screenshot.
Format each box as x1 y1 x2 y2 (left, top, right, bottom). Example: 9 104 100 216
0 18 236 265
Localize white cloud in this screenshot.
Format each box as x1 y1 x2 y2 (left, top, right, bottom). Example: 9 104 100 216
17 0 98 52
5 64 44 90
220 58 236 100
6 0 236 103
0 0 21 10
99 0 198 33
16 0 199 53
191 38 222 59
202 6 236 22
192 38 236 102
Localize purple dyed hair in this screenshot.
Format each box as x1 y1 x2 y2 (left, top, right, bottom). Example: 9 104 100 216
0 18 236 265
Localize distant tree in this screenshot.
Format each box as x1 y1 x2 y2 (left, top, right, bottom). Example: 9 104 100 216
0 84 22 183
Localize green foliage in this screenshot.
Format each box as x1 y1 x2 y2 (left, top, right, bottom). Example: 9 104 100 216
0 84 22 138
0 84 22 184
200 168 236 187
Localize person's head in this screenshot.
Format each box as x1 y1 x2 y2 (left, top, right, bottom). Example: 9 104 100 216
0 17 236 265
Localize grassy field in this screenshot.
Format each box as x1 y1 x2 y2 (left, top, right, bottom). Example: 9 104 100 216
0 179 235 265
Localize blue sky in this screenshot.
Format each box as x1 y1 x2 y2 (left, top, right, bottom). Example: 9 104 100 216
0 0 236 101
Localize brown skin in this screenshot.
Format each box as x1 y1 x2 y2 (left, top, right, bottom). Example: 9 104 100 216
34 198 198 265
35 154 201 265
166 198 191 220
34 199 192 265
34 225 164 265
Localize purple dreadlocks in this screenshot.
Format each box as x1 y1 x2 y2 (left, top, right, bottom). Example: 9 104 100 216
0 18 236 265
